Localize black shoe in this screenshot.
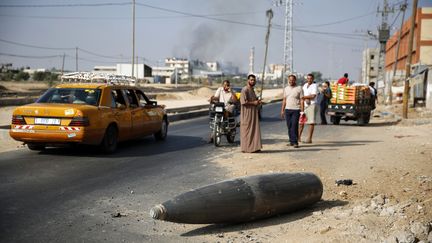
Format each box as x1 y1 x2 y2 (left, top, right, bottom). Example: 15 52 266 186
293 144 299 148
208 138 214 143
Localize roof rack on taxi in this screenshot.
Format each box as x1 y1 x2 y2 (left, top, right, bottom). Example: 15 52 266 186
60 72 136 86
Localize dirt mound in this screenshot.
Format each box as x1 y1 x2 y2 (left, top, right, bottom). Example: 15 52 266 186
155 93 182 100
190 87 214 98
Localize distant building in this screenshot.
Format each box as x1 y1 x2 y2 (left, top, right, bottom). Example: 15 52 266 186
361 48 379 84
268 64 285 80
152 66 175 84
165 58 191 79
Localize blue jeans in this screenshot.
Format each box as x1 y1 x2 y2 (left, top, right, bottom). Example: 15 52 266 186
285 109 300 144
320 101 328 124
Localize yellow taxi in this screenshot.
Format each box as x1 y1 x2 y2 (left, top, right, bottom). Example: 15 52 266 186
9 72 168 153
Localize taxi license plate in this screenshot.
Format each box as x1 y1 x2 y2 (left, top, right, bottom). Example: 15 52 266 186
34 118 61 125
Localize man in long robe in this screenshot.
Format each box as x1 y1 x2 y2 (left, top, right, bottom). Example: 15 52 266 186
240 74 262 153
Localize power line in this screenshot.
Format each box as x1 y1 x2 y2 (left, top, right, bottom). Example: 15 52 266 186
135 2 266 28
78 48 129 60
0 38 75 50
0 11 263 20
0 2 131 8
0 52 62 59
296 11 376 28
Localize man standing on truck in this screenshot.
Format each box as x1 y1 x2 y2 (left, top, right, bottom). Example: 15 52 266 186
299 73 318 143
369 81 377 110
337 73 349 85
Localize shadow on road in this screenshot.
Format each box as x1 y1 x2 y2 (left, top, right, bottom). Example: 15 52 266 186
37 135 208 158
334 119 400 127
181 199 348 237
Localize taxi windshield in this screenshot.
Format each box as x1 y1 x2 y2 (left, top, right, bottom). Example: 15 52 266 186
36 88 101 106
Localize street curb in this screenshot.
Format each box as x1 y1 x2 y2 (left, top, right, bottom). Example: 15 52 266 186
167 98 283 123
0 97 38 106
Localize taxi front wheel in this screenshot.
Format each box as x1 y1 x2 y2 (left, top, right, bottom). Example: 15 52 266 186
101 125 118 153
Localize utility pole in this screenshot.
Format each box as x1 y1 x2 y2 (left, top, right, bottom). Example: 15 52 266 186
261 9 273 98
75 47 78 72
376 0 394 104
131 0 135 78
389 0 408 105
249 47 255 75
403 0 418 119
61 53 65 75
282 0 293 88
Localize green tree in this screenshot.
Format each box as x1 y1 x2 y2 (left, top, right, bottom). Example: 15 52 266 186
0 72 14 81
311 71 323 82
14 71 30 81
32 71 46 81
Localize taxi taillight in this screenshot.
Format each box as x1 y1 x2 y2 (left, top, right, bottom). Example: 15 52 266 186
69 117 89 126
12 115 26 125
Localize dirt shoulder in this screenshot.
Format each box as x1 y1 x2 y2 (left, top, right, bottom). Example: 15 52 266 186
202 104 432 242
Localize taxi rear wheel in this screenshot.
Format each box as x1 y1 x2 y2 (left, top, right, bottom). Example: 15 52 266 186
154 118 168 141
101 125 118 153
27 143 45 151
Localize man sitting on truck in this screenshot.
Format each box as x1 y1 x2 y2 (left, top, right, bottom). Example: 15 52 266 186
337 73 349 85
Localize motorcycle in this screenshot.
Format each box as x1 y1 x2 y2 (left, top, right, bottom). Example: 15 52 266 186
209 102 237 147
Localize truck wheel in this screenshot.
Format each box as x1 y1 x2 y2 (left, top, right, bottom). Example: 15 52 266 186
331 116 340 125
364 113 371 124
357 113 370 126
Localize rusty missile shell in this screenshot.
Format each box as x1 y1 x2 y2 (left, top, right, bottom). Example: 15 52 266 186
150 172 323 224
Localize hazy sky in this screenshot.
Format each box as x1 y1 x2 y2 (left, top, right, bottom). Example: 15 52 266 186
1 0 431 80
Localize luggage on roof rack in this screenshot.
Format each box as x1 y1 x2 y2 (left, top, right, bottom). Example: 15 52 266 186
60 72 136 86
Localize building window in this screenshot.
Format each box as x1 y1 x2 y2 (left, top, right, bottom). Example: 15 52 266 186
370 55 375 60
370 67 374 71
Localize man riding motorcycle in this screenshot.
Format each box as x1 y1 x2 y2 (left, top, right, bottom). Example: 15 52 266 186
209 80 238 116
208 80 239 144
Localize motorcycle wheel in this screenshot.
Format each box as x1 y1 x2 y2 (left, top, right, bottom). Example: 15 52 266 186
227 130 236 143
213 119 222 147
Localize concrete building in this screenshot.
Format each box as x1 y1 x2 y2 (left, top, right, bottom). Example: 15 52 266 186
268 64 285 80
165 58 191 79
361 48 379 84
384 7 432 107
385 7 432 83
152 66 175 84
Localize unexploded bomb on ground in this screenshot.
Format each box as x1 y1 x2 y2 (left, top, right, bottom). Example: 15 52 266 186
150 172 323 224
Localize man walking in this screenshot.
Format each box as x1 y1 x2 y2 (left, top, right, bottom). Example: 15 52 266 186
240 74 262 153
299 73 318 143
280 74 304 148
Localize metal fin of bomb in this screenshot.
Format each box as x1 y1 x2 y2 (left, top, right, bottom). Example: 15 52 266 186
150 172 323 224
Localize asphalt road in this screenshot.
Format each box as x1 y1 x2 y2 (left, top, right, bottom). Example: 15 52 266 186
0 103 336 242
